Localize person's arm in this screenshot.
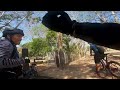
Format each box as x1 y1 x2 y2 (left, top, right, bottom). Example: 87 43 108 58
42 11 120 50
90 47 92 56
72 22 120 49
90 44 98 53
0 58 24 68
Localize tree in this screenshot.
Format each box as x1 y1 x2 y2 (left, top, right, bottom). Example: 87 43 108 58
31 38 48 56
0 11 43 30
2 11 120 58
46 30 57 52
62 34 72 63
22 38 48 57
31 24 57 54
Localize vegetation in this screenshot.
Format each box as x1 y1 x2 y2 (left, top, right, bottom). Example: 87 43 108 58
1 11 120 61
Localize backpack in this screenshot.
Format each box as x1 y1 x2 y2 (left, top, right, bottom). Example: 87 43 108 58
96 46 105 54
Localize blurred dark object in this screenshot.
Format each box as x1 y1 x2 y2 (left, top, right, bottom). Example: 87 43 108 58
22 48 29 71
42 11 120 50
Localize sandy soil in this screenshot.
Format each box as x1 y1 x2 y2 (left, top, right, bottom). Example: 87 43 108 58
34 51 120 79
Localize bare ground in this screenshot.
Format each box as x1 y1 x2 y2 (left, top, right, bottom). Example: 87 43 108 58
33 51 120 79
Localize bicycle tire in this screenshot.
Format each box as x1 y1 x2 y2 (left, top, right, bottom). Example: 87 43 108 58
97 60 109 78
108 61 120 78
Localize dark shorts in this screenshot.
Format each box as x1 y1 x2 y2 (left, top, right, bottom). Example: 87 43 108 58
94 54 104 64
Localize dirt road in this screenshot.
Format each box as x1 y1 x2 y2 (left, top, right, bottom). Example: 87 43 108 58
35 54 120 79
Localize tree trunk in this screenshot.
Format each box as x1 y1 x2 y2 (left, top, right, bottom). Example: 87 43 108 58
56 32 66 69
57 32 63 49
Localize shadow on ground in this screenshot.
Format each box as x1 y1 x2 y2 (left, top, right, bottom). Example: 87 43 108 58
36 60 100 79
35 55 120 79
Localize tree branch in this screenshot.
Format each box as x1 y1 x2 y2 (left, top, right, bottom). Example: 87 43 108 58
111 11 119 23
95 11 107 23
0 11 5 18
14 14 28 29
0 18 15 30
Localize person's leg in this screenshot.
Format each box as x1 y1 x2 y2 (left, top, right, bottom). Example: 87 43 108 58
94 54 101 72
95 63 101 72
90 48 92 56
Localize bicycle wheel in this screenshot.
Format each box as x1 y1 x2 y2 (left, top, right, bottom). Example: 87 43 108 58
31 69 39 77
97 60 109 78
108 61 120 78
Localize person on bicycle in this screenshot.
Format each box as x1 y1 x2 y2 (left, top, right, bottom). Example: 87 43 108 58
0 28 25 79
89 43 105 73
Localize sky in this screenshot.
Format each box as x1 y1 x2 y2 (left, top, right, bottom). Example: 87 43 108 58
0 11 47 45
1 11 120 46
12 11 47 45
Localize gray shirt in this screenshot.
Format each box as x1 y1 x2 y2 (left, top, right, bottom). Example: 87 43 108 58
0 37 13 58
0 37 23 68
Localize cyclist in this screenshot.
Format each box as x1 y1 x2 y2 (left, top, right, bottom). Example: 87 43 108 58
89 43 105 73
0 28 25 79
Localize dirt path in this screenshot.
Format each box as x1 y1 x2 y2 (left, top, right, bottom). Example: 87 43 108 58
34 54 120 79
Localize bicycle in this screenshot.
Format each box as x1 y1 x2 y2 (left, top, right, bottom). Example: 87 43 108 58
96 53 120 79
0 63 39 79
0 59 56 79
21 63 39 79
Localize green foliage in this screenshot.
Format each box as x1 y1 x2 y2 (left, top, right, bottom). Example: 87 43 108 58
22 38 48 57
22 30 57 57
22 25 89 59
22 42 32 48
46 30 57 51
1 14 14 20
31 38 47 56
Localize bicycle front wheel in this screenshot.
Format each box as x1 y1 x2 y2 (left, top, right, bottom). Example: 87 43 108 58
96 60 109 78
108 61 120 78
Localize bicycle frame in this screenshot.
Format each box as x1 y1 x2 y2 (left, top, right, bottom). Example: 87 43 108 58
97 53 120 79
100 54 108 66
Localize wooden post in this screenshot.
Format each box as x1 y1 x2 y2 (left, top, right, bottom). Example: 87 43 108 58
22 48 30 71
